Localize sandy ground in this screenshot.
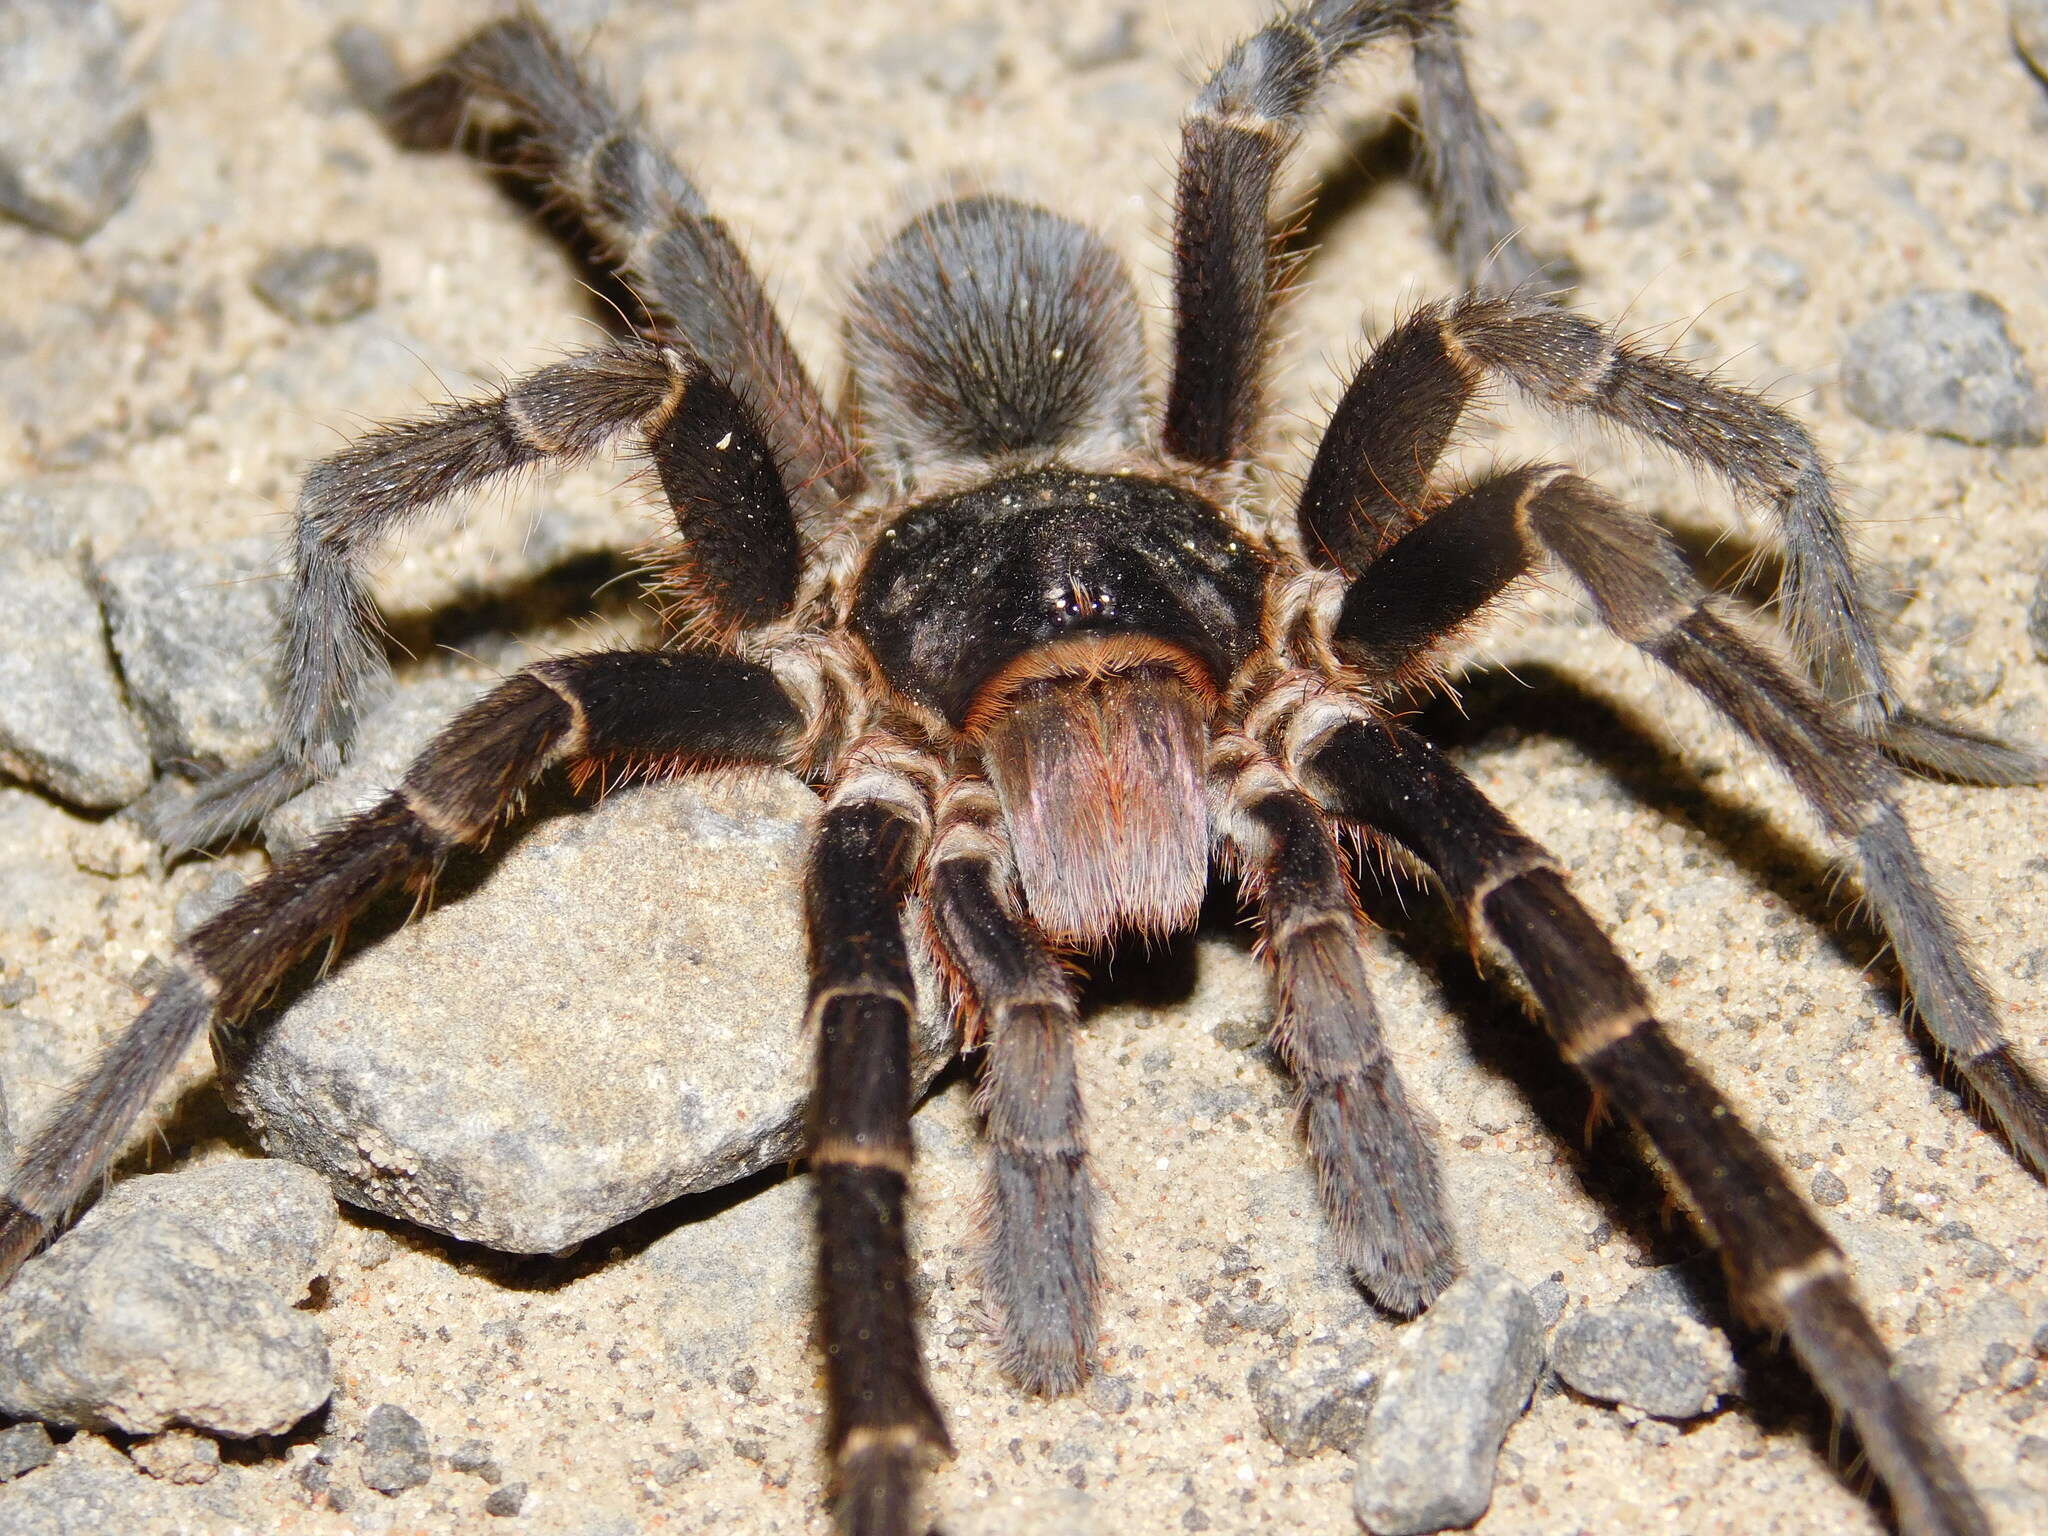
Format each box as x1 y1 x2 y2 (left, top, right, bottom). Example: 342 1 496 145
2 0 2047 1532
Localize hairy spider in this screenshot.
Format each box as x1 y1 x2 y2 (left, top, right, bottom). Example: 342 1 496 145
1 3 2044 1534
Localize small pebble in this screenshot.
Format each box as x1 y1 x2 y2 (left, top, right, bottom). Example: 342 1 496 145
1810 1167 1850 1207
1841 290 2044 446
1530 1279 1569 1329
1353 1267 1544 1535
0 0 152 239
252 244 380 325
0 1422 55 1481
486 1480 529 1516
1085 1374 1135 1415
359 1404 432 1495
449 1438 503 1483
1248 1352 1379 1458
1552 1304 1738 1420
129 1428 221 1485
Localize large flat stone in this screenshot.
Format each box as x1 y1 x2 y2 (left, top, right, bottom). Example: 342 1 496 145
223 771 956 1252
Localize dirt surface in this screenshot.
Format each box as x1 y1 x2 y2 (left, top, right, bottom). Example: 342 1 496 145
2 1 2046 1533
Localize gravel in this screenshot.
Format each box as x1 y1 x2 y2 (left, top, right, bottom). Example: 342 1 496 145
0 1423 55 1482
0 0 151 240
92 538 285 771
1551 1304 1739 1419
485 1480 529 1516
0 1161 336 1437
251 244 381 326
1351 1267 1545 1536
225 770 955 1253
1841 289 2045 446
360 1404 433 1495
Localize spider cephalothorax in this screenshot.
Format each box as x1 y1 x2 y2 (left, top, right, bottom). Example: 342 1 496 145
1 6 2043 1536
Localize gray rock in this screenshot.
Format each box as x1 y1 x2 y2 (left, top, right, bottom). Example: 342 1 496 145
252 244 380 326
2018 0 2048 82
228 772 955 1252
1841 290 2045 446
0 0 151 240
0 1160 336 1436
0 1422 54 1481
1811 1167 1850 1206
360 1404 432 1495
92 538 285 769
0 545 153 808
129 1428 221 1485
1551 1304 1738 1419
1352 1267 1544 1535
1247 1349 1378 1458
485 1480 529 1516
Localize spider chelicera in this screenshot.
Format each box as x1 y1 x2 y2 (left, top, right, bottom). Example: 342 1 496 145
2 5 2043 1534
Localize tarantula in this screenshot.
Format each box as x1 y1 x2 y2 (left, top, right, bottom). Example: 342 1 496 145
1 3 2043 1533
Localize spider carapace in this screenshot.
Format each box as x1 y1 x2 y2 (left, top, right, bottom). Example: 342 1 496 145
1 5 2043 1536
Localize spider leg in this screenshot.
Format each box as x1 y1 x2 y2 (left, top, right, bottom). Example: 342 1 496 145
156 344 798 850
923 779 1097 1394
1327 294 2044 785
375 14 861 516
807 744 952 1536
1326 467 2048 1174
0 648 803 1286
1214 739 1455 1313
1165 0 1528 467
1290 707 1987 1536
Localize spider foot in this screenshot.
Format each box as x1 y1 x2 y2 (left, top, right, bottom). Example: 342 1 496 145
141 750 316 858
1874 707 2048 787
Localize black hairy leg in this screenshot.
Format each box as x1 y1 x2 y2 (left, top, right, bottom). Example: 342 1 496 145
1166 0 1530 467
373 14 861 520
0 650 802 1283
1326 464 2048 1172
1294 709 1989 1536
153 341 799 851
805 747 952 1536
1214 739 1455 1314
923 778 1097 1394
1299 295 2048 785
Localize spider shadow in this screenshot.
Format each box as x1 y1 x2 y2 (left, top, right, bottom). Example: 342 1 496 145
1352 660 1923 1476
1280 110 1580 297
